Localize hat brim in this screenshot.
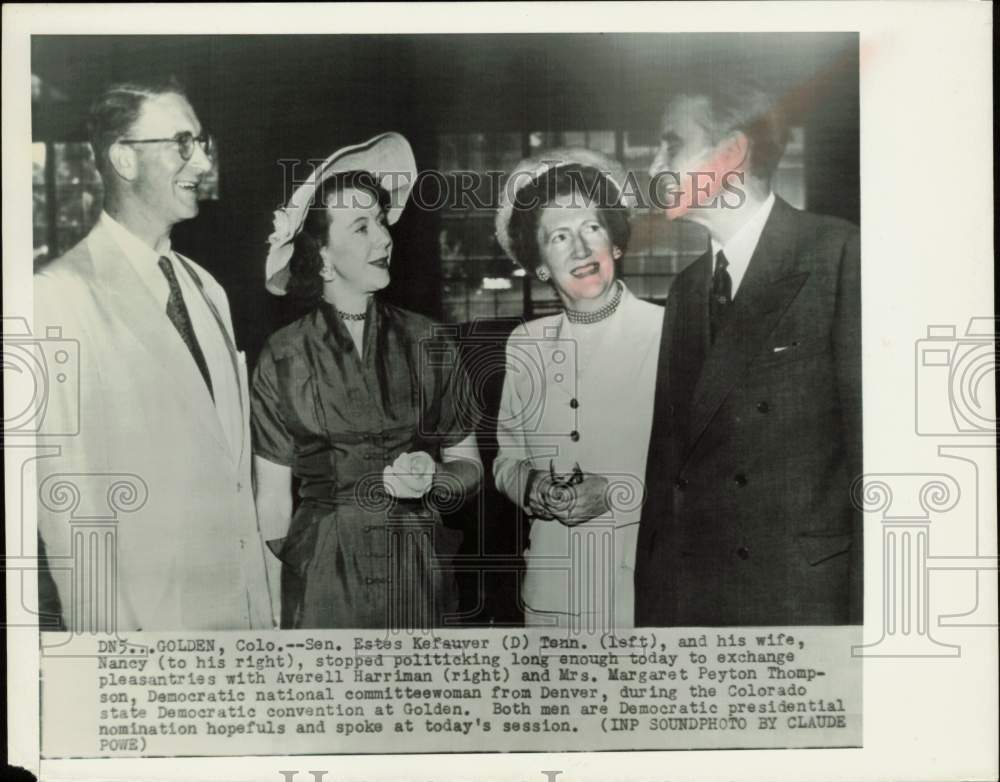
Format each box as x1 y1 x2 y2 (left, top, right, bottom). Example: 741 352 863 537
265 132 417 295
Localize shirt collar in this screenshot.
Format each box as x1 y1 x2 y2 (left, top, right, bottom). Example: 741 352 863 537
710 191 776 295
100 211 173 264
100 211 175 306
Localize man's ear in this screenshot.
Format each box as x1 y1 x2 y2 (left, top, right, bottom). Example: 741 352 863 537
723 130 750 173
107 142 138 182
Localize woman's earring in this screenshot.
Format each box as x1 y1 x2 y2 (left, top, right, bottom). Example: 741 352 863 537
536 266 551 282
320 264 336 282
612 247 623 260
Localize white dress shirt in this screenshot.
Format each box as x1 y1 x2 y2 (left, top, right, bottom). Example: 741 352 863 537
710 190 776 299
100 212 243 459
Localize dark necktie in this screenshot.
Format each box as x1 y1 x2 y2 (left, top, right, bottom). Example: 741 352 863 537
158 256 214 400
709 249 733 343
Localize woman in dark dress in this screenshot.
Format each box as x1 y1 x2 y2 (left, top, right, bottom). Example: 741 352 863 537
252 133 480 629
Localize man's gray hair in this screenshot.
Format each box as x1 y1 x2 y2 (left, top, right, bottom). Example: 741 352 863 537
87 76 188 178
673 72 789 183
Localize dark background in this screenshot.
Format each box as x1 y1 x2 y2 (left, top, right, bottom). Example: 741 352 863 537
30 33 860 624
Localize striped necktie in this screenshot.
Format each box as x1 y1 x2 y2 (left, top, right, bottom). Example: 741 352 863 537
158 256 214 400
709 249 733 343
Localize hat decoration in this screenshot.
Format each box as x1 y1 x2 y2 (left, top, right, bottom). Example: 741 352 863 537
265 132 417 295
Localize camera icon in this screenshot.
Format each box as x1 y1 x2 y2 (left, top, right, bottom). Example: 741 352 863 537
419 320 579 439
915 317 997 436
2 316 80 436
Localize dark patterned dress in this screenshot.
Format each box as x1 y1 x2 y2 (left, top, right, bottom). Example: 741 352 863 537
251 298 472 628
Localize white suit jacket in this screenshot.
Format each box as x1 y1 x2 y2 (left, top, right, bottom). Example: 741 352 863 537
493 285 663 629
34 220 272 631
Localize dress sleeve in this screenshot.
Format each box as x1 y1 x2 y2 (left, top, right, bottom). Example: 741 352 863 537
432 335 479 450
250 343 295 466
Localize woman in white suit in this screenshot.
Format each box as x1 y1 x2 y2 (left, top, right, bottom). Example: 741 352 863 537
493 149 663 632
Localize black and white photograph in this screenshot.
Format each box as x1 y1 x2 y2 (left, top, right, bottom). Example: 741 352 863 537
27 30 861 635
3 3 995 781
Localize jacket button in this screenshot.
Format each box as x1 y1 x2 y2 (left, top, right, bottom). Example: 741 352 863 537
756 401 770 413
736 546 750 560
674 477 688 490
569 398 579 409
570 430 580 442
734 473 748 487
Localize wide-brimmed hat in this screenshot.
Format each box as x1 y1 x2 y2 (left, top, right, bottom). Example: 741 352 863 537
495 147 634 267
265 132 417 295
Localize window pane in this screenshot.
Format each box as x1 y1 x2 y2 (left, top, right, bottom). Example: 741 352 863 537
530 130 615 155
773 126 805 209
435 132 526 322
32 143 49 265
54 142 104 253
198 145 221 201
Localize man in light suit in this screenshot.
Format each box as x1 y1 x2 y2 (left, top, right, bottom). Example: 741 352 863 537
635 74 862 626
34 79 272 631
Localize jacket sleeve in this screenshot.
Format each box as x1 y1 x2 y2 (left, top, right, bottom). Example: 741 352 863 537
34 272 112 630
832 228 863 624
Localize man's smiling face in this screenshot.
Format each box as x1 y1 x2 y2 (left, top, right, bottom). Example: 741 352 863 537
121 92 212 230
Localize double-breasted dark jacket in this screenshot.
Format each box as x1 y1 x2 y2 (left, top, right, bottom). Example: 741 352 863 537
635 197 862 626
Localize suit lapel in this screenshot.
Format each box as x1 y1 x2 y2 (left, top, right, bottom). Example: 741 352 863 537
683 198 809 461
176 255 247 466
176 257 244 408
87 225 230 457
176 256 237 359
662 249 711 446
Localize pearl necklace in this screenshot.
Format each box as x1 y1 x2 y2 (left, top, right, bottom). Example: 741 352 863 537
336 309 367 321
564 281 623 325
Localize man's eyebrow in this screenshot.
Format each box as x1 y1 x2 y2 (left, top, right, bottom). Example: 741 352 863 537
349 216 367 227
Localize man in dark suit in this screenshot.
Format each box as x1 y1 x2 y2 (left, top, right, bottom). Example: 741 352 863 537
634 75 862 626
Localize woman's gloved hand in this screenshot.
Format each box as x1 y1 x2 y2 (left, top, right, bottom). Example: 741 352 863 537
382 451 436 498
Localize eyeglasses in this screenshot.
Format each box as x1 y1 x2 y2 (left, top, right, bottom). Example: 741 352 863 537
549 460 585 487
117 131 215 161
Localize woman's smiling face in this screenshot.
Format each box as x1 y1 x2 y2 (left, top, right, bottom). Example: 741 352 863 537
318 186 393 295
536 192 618 307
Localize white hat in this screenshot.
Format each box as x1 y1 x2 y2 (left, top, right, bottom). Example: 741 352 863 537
265 132 417 295
494 147 634 266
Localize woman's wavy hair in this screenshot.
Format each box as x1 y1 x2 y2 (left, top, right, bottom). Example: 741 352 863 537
285 170 391 304
508 164 630 275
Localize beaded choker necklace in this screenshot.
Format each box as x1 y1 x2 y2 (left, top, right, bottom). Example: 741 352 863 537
564 281 623 325
336 309 367 322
